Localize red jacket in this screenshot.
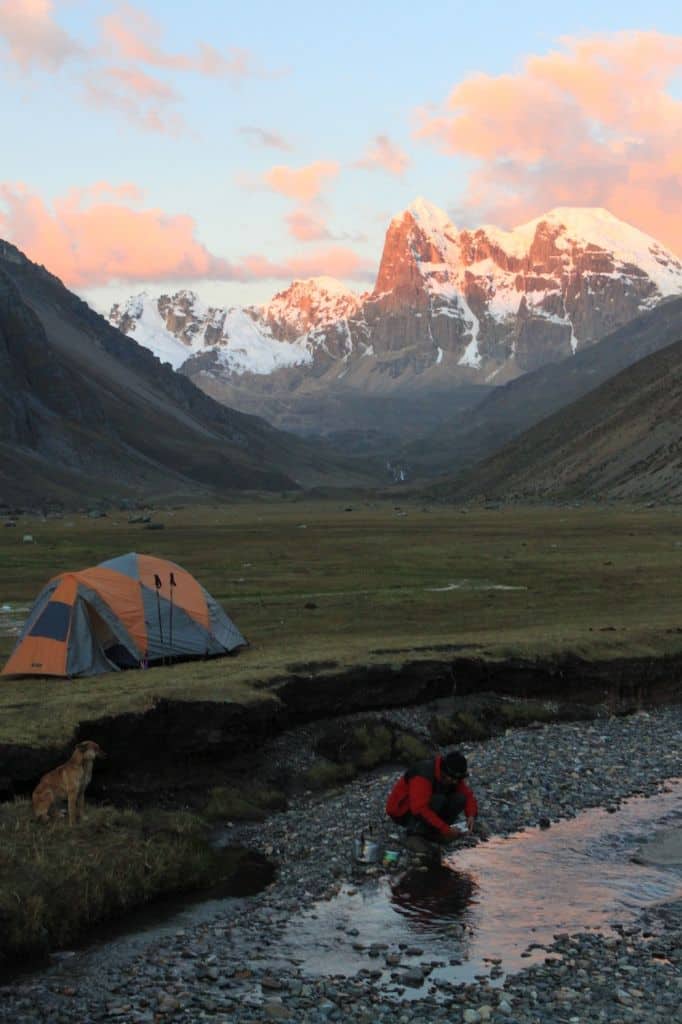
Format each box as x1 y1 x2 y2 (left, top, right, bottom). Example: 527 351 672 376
386 754 478 837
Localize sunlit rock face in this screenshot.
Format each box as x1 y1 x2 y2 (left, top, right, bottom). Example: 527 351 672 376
109 202 682 410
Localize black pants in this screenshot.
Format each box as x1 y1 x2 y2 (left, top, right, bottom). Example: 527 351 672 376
398 791 466 842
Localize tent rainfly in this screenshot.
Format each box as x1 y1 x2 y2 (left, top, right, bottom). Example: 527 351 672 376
1 552 246 678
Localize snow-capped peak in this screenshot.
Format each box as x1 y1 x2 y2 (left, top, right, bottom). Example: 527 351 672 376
263 276 361 336
290 275 357 297
266 276 359 306
481 207 682 294
405 196 456 233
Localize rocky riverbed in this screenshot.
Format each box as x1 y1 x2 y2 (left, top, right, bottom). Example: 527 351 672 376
1 704 681 1023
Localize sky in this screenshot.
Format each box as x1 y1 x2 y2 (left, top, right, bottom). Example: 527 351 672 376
0 1 681 314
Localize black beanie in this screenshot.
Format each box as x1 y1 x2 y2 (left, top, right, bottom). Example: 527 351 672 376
442 751 468 778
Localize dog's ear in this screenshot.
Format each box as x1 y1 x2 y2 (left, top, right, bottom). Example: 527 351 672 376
75 741 91 752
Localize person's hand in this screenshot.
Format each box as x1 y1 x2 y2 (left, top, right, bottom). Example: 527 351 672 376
466 816 476 833
443 826 462 841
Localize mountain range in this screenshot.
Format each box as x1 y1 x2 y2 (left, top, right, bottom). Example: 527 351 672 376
2 196 682 508
109 201 682 442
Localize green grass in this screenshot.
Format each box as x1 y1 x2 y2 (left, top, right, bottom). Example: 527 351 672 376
0 802 251 961
301 759 357 790
204 784 287 822
2 500 682 748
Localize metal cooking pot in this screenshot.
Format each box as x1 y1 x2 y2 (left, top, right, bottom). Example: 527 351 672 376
353 836 381 863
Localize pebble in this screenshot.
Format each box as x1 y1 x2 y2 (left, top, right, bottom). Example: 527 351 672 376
0 704 680 1024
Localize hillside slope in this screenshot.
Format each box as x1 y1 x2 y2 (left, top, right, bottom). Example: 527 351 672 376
404 296 682 479
435 337 682 502
0 242 378 507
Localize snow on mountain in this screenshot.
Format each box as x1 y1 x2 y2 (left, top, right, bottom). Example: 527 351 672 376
483 207 682 293
367 198 682 381
109 292 192 370
109 280 359 375
262 277 363 342
217 308 312 375
109 202 682 400
387 199 682 317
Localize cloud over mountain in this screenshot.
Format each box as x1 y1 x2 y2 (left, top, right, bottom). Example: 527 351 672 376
0 182 371 288
355 135 410 176
264 162 340 202
418 31 682 257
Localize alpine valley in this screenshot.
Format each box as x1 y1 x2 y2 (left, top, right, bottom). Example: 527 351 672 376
109 200 682 450
0 241 381 507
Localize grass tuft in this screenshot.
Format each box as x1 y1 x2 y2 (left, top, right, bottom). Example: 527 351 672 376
204 784 287 822
392 730 432 763
301 759 357 791
0 801 248 962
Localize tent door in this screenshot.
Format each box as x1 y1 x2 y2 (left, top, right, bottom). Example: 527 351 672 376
85 605 138 669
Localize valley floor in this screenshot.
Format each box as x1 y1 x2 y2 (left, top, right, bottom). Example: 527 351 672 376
3 500 682 750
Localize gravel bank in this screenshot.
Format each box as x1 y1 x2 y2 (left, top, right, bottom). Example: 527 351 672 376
1 703 680 1024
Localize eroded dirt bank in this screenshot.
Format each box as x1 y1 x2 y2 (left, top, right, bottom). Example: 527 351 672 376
2 651 682 804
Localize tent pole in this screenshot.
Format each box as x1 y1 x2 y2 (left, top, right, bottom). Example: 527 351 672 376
169 572 176 662
154 574 164 664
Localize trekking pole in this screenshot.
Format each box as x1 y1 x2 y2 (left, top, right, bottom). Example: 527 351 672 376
154 574 164 663
169 572 176 661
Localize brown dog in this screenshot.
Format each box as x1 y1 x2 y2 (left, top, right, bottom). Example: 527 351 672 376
32 740 107 825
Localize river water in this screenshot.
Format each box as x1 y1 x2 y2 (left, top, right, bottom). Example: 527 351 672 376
3 781 681 1002
257 780 682 995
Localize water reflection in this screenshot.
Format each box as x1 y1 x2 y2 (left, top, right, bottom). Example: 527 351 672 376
390 863 476 930
274 780 682 994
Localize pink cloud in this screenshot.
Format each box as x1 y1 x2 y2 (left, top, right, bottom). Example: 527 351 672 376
105 65 178 101
101 3 277 79
196 43 270 79
0 0 84 70
286 209 333 241
239 125 292 151
0 183 244 287
418 31 682 256
83 66 185 135
243 247 374 283
0 183 373 287
355 135 410 176
284 208 369 244
264 162 339 202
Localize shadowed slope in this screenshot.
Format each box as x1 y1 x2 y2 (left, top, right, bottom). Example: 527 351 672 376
0 243 379 505
404 297 682 480
435 337 682 502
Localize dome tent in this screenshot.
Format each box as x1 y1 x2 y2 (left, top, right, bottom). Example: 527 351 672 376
2 553 246 678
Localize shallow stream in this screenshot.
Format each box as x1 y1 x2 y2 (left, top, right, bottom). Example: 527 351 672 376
0 603 28 639
3 782 681 1001
260 781 682 997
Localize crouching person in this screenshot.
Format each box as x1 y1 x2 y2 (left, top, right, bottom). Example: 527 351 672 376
386 751 478 852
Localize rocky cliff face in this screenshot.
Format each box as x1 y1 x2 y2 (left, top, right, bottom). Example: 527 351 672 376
360 200 682 380
108 202 682 435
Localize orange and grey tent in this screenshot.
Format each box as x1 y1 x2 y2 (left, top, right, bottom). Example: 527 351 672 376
1 552 246 678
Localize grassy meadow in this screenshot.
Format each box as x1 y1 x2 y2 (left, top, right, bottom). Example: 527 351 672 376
2 498 682 748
